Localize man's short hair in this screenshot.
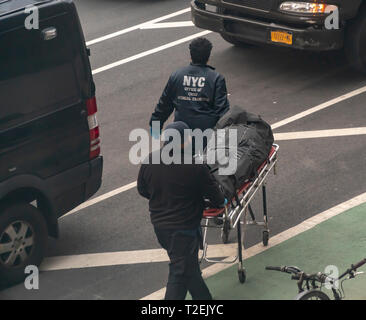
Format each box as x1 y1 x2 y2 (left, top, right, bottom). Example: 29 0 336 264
189 37 213 65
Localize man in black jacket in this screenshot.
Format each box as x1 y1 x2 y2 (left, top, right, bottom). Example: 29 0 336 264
149 37 230 137
137 121 225 300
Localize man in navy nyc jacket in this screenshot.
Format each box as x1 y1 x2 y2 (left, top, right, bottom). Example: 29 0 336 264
149 37 230 135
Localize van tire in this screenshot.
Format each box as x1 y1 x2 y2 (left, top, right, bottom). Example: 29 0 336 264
345 6 366 73
0 203 47 287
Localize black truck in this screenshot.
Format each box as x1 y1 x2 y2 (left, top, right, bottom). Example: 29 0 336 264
0 0 102 286
191 0 366 72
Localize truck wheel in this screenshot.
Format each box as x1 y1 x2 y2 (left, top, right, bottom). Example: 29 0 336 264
220 33 254 48
0 203 47 287
345 5 366 73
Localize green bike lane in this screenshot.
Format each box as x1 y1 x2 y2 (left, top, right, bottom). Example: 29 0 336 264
204 199 366 300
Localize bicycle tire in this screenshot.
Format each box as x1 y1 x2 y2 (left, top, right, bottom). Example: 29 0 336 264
295 290 331 300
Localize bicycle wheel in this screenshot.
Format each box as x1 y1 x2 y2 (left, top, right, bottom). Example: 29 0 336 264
295 290 331 300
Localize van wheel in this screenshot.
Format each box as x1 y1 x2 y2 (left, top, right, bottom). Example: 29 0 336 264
220 33 254 48
0 203 47 287
345 5 366 73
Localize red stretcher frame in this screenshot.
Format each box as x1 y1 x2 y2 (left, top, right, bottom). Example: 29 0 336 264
199 144 279 284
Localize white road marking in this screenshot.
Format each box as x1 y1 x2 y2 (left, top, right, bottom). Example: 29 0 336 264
141 191 366 300
274 127 366 141
92 30 212 75
140 21 194 29
271 86 366 130
61 181 137 218
86 7 191 46
40 243 237 271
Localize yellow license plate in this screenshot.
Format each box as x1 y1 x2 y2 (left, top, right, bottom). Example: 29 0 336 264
271 31 293 45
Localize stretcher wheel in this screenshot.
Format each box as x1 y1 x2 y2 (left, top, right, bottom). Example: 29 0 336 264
238 268 246 284
221 221 230 244
262 230 269 246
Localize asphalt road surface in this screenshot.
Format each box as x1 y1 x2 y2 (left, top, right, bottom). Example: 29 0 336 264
1 0 366 300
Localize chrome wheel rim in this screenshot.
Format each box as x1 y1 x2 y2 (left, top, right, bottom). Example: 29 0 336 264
0 221 35 267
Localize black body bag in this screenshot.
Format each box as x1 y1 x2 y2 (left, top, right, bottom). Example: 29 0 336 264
204 106 274 199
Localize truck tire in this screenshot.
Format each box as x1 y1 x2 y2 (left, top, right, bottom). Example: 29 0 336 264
345 5 366 73
0 203 47 287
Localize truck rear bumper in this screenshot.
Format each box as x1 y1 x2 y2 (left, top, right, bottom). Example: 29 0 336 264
191 2 344 51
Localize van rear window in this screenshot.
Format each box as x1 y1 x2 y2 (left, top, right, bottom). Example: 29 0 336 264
0 64 79 127
0 20 81 130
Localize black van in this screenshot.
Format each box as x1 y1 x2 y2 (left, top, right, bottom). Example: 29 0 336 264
192 0 366 72
0 0 103 286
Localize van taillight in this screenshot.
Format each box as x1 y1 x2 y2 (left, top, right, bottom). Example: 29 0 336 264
86 97 100 159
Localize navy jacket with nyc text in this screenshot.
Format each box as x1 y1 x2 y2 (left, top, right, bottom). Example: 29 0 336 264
150 63 230 131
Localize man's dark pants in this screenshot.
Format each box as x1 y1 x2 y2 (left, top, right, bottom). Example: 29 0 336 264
154 227 212 300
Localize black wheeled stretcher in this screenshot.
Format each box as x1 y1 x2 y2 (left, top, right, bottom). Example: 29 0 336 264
199 144 279 283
